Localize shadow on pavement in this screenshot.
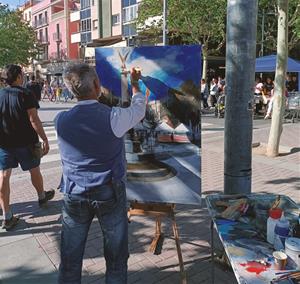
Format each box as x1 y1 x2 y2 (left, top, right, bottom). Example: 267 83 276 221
0 267 57 284
279 147 300 156
265 177 300 186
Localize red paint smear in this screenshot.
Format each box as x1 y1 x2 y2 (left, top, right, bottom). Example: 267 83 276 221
240 261 271 275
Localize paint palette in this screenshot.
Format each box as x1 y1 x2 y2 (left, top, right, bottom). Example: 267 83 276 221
206 194 300 284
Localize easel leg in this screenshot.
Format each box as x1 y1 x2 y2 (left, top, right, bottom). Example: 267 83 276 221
149 217 163 254
171 215 187 284
211 219 215 284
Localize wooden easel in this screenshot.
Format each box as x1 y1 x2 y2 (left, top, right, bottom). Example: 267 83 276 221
128 201 187 284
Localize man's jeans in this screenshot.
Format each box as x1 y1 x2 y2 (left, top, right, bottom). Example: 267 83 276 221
58 181 128 284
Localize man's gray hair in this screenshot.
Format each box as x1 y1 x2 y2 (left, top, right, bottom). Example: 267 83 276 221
63 62 99 98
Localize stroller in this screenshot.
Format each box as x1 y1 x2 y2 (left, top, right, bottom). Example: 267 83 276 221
214 94 225 118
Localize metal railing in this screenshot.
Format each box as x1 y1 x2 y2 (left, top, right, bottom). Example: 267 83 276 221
53 32 62 42
33 17 48 28
38 35 49 45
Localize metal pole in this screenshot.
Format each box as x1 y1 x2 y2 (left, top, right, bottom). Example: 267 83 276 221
224 0 258 195
260 9 265 57
64 0 69 59
163 0 168 45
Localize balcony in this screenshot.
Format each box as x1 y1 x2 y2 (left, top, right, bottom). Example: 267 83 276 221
33 17 48 28
51 10 64 21
38 35 49 45
53 32 62 42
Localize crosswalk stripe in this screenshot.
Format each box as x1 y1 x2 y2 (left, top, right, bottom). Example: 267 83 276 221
43 126 55 130
44 130 57 135
49 144 59 150
47 136 57 142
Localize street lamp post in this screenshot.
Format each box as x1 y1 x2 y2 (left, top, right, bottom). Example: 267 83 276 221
260 9 265 57
224 0 258 195
163 0 168 45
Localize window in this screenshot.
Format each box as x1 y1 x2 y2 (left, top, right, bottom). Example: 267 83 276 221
93 19 98 30
81 19 91 32
122 0 136 7
29 11 31 20
81 0 91 9
80 9 91 19
123 23 137 37
45 27 48 42
45 11 47 22
112 14 120 25
122 5 137 23
92 0 94 5
87 19 91 31
39 29 43 41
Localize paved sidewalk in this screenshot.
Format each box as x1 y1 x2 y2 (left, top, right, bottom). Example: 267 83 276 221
0 122 299 284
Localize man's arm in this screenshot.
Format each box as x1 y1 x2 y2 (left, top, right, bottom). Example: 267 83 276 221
110 68 146 138
110 93 146 138
27 108 49 155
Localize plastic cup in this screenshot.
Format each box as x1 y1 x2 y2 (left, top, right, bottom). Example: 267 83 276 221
273 251 288 270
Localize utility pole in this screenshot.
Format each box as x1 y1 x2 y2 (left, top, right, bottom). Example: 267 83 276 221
224 0 258 195
260 9 265 57
163 0 168 45
64 0 69 59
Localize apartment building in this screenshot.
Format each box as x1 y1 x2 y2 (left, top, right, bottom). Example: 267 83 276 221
21 0 80 65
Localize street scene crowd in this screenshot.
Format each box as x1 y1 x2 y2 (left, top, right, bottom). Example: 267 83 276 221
200 74 299 119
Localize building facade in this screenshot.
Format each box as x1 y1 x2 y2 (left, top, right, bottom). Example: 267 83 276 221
21 0 145 69
21 0 80 68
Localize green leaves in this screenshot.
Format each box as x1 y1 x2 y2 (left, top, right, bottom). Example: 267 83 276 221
0 5 37 67
258 0 300 54
137 0 226 55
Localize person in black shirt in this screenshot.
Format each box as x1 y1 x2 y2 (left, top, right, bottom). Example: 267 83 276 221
0 65 55 230
26 75 42 103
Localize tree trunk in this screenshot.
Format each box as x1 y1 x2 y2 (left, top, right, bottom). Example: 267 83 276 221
202 47 208 80
266 0 288 157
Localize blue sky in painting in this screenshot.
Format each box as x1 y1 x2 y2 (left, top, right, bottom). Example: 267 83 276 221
95 45 201 101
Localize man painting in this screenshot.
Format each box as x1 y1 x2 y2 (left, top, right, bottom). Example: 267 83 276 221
55 63 146 283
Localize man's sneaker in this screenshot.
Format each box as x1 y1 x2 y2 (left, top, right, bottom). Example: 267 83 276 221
1 215 20 231
39 190 55 206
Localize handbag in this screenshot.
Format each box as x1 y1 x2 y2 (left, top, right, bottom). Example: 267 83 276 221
29 142 44 159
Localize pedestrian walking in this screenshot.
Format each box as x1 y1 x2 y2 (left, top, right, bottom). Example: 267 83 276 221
200 78 209 109
209 78 219 107
26 74 42 102
0 65 55 230
55 63 146 284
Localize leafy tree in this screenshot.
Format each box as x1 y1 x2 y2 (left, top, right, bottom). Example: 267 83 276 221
137 0 227 79
0 4 37 67
257 0 300 55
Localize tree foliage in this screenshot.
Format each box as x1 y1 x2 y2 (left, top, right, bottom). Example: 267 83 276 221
137 0 226 54
258 0 300 55
0 4 37 67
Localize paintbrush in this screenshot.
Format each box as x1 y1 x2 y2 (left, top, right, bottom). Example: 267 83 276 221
271 195 281 210
275 270 300 275
275 271 300 281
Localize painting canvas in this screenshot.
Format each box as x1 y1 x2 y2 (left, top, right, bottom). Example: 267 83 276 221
95 45 201 205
